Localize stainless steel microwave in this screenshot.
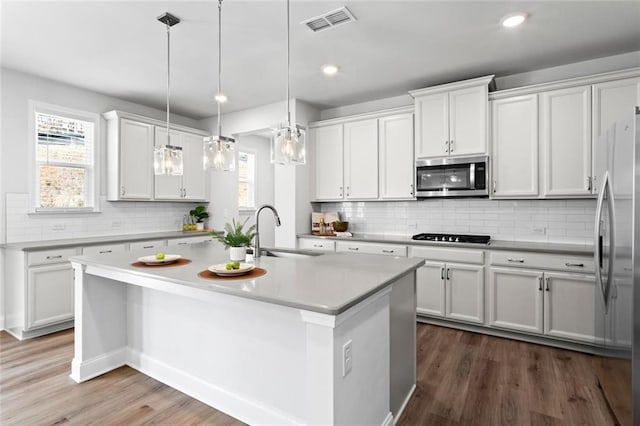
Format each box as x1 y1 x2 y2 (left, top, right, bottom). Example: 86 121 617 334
415 155 489 198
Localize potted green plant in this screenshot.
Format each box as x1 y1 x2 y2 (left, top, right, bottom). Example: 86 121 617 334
189 205 209 231
211 218 256 261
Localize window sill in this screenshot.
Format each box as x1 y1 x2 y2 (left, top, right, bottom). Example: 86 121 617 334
29 208 101 215
238 208 256 215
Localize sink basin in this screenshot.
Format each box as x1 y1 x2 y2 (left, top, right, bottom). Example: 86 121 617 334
259 248 322 259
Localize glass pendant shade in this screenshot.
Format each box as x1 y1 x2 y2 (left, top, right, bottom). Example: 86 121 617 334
154 145 184 175
271 124 306 165
203 135 235 171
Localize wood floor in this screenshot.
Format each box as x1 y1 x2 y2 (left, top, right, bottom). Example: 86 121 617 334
0 324 618 425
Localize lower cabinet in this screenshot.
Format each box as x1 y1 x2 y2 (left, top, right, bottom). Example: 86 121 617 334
489 267 597 344
416 261 484 324
298 238 336 252
27 263 74 330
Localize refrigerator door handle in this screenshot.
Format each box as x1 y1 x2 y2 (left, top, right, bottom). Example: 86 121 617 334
603 173 616 313
594 172 608 312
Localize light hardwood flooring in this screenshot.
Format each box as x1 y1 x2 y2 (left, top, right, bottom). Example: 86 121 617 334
1 324 619 425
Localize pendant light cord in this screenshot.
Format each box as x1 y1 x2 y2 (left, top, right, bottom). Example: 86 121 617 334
217 0 223 137
166 21 171 144
286 0 291 125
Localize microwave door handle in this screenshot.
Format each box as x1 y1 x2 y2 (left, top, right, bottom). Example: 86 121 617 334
594 172 607 311
469 163 475 189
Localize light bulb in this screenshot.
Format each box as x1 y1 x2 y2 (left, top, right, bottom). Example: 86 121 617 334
501 12 527 28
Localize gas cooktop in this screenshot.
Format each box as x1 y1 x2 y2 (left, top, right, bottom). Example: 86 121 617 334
411 233 491 244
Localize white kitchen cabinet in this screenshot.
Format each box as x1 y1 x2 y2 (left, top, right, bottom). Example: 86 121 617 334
154 128 207 201
27 263 74 330
335 241 407 257
411 75 493 159
592 77 640 194
540 85 592 197
490 95 539 197
379 113 415 199
489 267 543 334
411 246 485 324
107 116 155 200
82 243 127 256
166 235 215 247
313 124 344 200
129 240 166 251
297 238 336 252
344 119 379 199
543 271 597 344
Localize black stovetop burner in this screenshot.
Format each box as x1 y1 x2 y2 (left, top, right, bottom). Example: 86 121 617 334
411 233 491 244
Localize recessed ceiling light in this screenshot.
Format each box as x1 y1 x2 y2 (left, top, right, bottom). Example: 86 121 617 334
322 64 339 76
214 94 228 103
501 12 527 28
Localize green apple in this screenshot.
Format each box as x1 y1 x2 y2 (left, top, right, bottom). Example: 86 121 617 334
155 252 165 260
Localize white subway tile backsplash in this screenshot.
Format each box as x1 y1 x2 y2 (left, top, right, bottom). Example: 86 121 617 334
321 198 597 245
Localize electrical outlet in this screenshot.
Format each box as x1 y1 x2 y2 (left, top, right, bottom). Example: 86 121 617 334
51 223 66 231
532 226 546 235
342 340 353 377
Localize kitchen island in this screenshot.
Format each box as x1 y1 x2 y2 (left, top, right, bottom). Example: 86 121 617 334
69 243 423 425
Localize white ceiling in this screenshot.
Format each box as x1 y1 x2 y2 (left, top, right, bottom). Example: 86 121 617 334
2 1 640 119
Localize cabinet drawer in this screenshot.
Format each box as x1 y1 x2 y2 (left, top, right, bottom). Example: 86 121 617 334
409 246 484 265
335 241 407 257
298 238 335 252
489 251 594 273
82 243 127 256
167 236 214 247
130 240 166 251
27 248 78 266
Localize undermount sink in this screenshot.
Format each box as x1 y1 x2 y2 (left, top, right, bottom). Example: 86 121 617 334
259 248 322 259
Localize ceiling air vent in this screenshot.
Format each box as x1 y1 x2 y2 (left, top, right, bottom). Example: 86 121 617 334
301 6 356 33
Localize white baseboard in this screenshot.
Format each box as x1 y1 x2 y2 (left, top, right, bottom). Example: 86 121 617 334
127 349 303 426
382 411 394 426
394 384 416 424
70 347 127 383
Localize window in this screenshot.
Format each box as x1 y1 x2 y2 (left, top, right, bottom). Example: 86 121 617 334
30 102 99 212
238 151 256 210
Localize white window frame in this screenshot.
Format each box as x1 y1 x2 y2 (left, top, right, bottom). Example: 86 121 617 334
28 100 101 213
238 149 257 212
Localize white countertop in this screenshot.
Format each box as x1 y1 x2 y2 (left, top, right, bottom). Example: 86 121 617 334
298 233 594 256
1 230 214 251
70 243 424 315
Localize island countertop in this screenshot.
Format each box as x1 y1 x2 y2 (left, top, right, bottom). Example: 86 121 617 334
70 244 424 316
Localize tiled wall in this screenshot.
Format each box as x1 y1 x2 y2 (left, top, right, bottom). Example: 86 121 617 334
320 198 597 245
5 193 201 243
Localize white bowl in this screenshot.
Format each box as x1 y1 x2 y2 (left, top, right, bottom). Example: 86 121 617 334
208 262 255 276
137 254 181 265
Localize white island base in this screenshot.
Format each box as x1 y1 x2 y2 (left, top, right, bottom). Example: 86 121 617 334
70 257 417 425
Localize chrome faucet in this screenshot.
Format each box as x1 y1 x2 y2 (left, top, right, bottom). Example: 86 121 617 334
253 204 281 258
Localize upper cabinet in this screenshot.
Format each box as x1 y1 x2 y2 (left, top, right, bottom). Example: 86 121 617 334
410 75 494 159
311 108 414 202
104 110 209 202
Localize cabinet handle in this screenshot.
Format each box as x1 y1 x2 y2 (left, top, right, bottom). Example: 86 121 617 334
313 244 323 248
382 249 394 254
121 186 126 196
507 258 525 263
46 255 62 260
348 247 359 251
339 186 343 197
493 180 497 193
587 176 592 192
545 277 550 292
538 276 543 291
441 268 445 280
346 186 350 197
143 245 154 249
178 242 188 246
99 250 113 254
446 268 451 280
410 184 414 196
449 140 454 152
565 262 584 267
445 140 449 153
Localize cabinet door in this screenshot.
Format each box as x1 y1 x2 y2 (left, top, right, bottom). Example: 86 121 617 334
543 272 597 343
416 262 445 317
297 238 335 252
449 85 488 156
180 132 207 200
491 95 539 197
27 263 74 330
414 92 449 158
445 263 484 324
313 125 344 200
379 113 415 199
489 267 543 334
344 119 379 199
592 77 640 194
153 127 183 200
120 119 154 199
540 86 592 196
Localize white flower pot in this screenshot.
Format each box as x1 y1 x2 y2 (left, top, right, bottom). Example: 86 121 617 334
229 247 246 262
196 222 205 231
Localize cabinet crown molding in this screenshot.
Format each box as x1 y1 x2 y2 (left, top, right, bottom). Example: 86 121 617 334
308 106 414 128
409 75 495 98
102 110 209 136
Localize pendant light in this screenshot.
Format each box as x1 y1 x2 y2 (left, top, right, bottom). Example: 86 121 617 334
203 0 235 172
271 0 306 165
154 12 184 176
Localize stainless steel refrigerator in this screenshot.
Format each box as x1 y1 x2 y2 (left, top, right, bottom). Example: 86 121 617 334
594 107 639 426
